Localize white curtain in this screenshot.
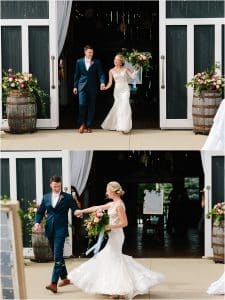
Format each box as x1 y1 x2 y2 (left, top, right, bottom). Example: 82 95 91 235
201 99 225 175
57 1 73 55
70 151 93 195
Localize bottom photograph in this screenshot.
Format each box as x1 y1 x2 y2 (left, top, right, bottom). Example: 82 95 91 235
1 150 224 299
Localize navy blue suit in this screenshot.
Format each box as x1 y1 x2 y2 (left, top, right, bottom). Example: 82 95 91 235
35 191 77 283
74 57 105 127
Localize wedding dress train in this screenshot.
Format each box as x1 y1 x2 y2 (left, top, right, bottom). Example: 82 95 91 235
68 202 164 299
101 69 132 133
207 271 225 295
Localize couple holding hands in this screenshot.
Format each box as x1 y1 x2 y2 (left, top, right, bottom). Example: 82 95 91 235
73 45 139 134
34 176 164 299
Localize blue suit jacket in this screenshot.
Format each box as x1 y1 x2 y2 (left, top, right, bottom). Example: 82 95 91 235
35 192 78 238
73 58 105 93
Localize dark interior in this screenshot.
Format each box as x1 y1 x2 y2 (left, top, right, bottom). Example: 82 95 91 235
59 1 159 129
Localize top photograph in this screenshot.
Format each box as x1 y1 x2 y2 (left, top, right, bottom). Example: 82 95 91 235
1 0 224 150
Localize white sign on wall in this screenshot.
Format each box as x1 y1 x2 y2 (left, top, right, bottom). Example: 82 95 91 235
143 190 163 214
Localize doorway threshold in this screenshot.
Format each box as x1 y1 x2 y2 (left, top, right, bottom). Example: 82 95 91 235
1 129 207 151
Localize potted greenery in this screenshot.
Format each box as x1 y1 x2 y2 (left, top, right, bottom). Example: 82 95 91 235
206 202 225 263
186 64 225 135
2 68 49 133
18 198 53 262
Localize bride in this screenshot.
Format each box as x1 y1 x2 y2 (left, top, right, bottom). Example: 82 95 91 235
101 55 138 133
69 181 164 299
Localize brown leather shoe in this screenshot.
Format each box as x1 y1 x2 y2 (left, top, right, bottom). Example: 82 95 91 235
78 124 86 133
58 278 71 287
46 283 57 293
87 127 92 133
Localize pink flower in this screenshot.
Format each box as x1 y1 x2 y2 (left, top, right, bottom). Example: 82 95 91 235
60 194 64 199
8 68 13 73
94 217 100 223
96 212 103 218
8 77 13 82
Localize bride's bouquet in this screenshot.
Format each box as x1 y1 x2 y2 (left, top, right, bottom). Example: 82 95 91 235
84 210 109 256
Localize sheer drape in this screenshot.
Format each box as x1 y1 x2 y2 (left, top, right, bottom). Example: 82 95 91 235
70 151 93 195
57 1 72 55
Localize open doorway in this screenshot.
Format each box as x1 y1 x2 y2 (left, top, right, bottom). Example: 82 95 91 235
77 151 205 258
59 1 159 129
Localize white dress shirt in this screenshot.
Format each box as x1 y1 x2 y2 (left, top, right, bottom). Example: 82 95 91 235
85 58 91 70
51 193 60 208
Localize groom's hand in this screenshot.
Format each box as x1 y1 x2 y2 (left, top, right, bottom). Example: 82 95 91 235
73 88 78 95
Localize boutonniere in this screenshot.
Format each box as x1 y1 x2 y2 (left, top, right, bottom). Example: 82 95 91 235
59 194 64 200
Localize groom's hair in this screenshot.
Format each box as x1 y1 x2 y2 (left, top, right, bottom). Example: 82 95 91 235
50 175 62 183
84 45 93 51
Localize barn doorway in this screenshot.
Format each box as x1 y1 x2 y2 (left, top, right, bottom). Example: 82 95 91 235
74 151 205 258
59 1 159 129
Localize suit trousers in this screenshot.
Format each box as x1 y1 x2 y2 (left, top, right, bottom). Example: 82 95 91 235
48 236 67 283
78 88 96 127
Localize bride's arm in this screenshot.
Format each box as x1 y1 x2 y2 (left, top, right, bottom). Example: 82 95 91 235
74 202 112 216
106 205 128 230
103 70 113 90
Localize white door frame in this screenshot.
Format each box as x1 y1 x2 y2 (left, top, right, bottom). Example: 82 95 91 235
159 1 224 129
0 1 59 130
203 150 225 258
1 150 72 257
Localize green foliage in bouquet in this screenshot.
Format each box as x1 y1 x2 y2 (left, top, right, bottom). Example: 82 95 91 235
206 202 225 225
83 210 109 242
120 48 152 72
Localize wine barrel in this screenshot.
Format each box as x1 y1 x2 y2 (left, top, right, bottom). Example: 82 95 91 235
31 227 53 262
6 91 37 133
212 220 224 263
192 91 222 135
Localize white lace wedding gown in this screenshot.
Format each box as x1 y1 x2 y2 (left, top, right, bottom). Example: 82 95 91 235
207 271 225 295
101 68 132 133
68 202 164 299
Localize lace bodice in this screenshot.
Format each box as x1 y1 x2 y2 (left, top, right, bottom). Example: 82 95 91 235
111 69 129 87
108 202 125 226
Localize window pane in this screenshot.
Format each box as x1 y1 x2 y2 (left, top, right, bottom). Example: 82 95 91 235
212 156 224 207
1 27 22 72
42 158 62 194
1 1 49 19
166 26 187 119
0 159 10 198
194 26 215 73
29 26 50 118
166 0 224 18
16 159 36 247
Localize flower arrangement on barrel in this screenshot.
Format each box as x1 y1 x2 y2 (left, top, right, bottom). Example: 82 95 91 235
18 198 52 262
2 68 49 124
2 68 48 99
83 209 109 256
206 201 225 263
186 64 225 135
206 202 225 225
186 64 225 96
120 48 152 72
18 199 46 238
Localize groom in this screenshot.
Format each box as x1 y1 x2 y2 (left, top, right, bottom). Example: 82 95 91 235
34 176 81 293
73 45 105 133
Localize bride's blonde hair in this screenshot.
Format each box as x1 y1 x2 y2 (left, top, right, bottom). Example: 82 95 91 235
115 54 125 66
107 181 125 197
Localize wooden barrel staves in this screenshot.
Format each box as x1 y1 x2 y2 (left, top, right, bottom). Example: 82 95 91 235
192 90 222 135
212 220 224 263
31 227 53 262
6 91 37 133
